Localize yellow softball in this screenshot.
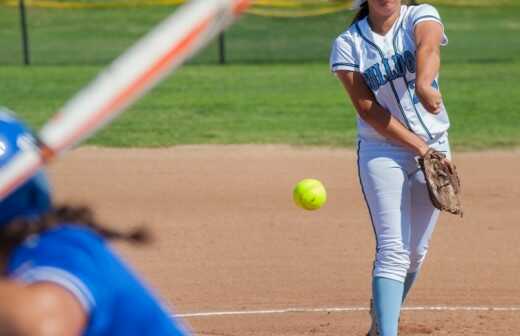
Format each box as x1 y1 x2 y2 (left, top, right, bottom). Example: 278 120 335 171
293 178 327 211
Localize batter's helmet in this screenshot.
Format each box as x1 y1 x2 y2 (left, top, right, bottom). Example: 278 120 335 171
0 108 51 226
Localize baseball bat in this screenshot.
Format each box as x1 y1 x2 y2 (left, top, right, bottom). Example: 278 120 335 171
0 0 250 200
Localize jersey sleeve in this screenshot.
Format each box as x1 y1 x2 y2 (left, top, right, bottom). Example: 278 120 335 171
409 4 448 46
14 265 95 310
330 34 360 72
7 231 112 324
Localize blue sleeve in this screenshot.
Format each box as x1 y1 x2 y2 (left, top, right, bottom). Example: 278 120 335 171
8 232 112 329
14 265 95 311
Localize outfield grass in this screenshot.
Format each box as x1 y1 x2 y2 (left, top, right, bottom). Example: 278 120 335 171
1 62 519 150
0 5 519 150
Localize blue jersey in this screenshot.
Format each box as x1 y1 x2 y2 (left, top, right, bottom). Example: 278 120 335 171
5 225 189 336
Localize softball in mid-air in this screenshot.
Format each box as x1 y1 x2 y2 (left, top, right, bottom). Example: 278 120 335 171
293 178 327 210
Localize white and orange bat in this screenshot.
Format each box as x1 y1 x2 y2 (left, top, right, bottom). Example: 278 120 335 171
0 0 250 199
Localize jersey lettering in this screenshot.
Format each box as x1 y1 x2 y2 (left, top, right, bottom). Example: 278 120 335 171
363 50 416 91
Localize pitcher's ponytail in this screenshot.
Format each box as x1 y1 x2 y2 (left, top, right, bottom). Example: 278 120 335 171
351 1 369 25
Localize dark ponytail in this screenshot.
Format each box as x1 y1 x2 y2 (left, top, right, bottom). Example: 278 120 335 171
351 2 369 25
0 204 151 257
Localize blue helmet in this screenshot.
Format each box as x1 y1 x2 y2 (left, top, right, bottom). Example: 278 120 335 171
0 108 52 227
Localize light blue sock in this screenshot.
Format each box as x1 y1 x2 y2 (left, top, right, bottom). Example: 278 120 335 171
373 277 404 336
402 272 418 303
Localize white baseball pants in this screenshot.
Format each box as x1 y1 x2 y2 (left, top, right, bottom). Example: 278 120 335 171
357 133 451 282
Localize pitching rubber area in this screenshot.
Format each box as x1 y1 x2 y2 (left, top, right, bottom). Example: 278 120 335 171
50 146 520 335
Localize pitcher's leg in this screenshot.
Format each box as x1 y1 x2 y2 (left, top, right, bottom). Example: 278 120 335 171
373 277 404 336
402 271 418 303
403 134 451 302
359 157 411 282
403 169 440 302
358 153 412 336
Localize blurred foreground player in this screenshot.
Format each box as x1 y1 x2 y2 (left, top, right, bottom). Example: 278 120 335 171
0 109 189 336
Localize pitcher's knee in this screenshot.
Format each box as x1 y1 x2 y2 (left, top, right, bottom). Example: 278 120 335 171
373 247 410 282
409 250 428 273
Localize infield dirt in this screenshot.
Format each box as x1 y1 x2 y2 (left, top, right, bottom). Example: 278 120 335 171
49 146 520 335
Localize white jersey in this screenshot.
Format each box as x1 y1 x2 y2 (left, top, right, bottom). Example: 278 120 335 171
330 4 449 143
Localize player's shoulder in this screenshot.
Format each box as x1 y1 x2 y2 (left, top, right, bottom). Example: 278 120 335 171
333 23 362 47
38 225 104 247
404 3 442 23
7 225 105 269
330 23 363 71
407 3 440 14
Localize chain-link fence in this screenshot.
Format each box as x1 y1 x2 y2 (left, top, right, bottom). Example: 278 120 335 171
1 0 519 65
0 0 358 65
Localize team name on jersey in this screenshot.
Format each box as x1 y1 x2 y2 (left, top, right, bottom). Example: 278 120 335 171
363 50 416 91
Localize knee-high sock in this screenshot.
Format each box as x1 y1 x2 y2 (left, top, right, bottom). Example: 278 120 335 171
373 277 404 336
402 272 418 303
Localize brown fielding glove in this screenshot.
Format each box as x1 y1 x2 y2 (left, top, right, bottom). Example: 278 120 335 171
418 148 463 217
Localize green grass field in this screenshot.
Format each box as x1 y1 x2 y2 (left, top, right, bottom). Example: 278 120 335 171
2 5 520 65
0 4 519 150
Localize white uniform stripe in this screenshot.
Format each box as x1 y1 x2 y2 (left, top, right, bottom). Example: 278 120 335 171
413 15 443 27
176 305 520 318
14 266 95 312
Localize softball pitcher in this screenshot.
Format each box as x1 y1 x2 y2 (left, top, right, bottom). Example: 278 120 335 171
0 109 189 335
330 1 451 335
